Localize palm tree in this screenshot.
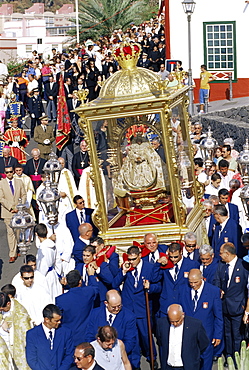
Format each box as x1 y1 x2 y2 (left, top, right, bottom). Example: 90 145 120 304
75 0 148 41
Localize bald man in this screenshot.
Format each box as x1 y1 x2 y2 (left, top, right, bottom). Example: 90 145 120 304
72 223 93 265
157 304 209 370
180 269 223 370
85 290 138 368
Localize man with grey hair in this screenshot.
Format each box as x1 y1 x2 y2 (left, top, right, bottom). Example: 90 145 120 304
191 122 206 144
156 303 209 370
142 233 168 264
183 232 200 261
199 244 219 284
203 199 215 244
212 204 241 258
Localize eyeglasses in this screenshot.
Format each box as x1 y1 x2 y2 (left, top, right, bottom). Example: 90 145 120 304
185 244 196 248
73 355 87 361
77 201 85 204
5 170 13 174
22 276 34 280
127 256 138 261
109 304 122 310
169 255 180 259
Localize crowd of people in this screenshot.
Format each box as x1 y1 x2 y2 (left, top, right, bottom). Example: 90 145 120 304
0 125 249 370
0 14 248 370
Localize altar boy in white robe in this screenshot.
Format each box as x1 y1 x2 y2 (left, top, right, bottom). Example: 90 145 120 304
35 223 62 301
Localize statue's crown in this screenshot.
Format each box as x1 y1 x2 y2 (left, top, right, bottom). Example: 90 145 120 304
113 42 141 70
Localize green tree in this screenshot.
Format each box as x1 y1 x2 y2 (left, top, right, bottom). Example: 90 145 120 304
73 0 149 41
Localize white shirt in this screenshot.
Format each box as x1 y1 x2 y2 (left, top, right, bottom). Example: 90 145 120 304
205 183 220 196
227 256 238 287
27 79 38 92
191 280 204 301
204 215 211 233
218 170 234 190
168 322 184 366
132 260 143 278
149 249 159 263
79 236 90 245
183 247 194 260
169 257 183 279
87 361 97 370
105 308 116 326
76 208 85 223
42 323 55 349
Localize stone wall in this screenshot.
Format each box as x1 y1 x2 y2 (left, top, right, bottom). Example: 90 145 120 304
194 106 249 151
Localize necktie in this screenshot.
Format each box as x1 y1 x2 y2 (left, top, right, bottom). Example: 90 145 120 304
193 290 198 311
109 314 113 325
49 330 53 349
187 252 191 258
43 126 46 132
150 252 155 263
174 264 178 281
9 180 14 195
224 263 230 292
217 224 222 238
134 267 138 288
80 211 84 223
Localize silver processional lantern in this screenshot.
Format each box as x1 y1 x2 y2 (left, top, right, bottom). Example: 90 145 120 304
37 178 61 228
237 138 249 219
38 151 62 230
199 126 218 173
10 200 36 255
42 151 62 185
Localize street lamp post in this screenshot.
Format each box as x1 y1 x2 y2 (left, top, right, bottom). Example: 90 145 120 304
182 0 196 117
75 0 80 44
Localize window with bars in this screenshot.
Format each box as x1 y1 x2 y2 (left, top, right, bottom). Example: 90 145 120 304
203 21 236 80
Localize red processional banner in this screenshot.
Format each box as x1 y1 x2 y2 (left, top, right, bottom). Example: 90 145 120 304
56 74 71 150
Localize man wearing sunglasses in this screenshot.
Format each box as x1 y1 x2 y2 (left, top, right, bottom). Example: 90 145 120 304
183 232 200 262
73 342 104 370
0 165 26 263
16 265 53 326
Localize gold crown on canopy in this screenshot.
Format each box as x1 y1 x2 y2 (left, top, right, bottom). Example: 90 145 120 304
113 42 141 70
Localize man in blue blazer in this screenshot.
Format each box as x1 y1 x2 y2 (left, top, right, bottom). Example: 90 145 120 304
180 269 223 370
141 233 168 263
72 223 93 265
159 242 199 316
156 304 210 370
212 204 241 258
91 237 119 278
76 245 113 305
199 244 219 284
112 245 161 368
218 188 239 224
214 242 249 363
66 195 96 243
26 304 74 370
55 270 98 346
141 233 168 325
183 232 200 261
85 289 138 368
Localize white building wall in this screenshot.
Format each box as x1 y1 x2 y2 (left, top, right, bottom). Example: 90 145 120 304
169 0 249 79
